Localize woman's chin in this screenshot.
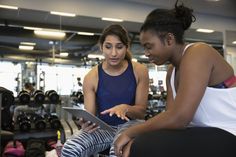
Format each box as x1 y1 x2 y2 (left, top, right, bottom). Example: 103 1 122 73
109 60 120 66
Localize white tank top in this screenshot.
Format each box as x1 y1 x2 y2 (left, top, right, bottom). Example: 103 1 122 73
170 44 236 135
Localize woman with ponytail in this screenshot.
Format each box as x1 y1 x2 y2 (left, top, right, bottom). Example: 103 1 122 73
114 1 236 157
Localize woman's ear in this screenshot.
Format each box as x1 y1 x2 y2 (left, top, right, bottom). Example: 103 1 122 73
165 33 175 46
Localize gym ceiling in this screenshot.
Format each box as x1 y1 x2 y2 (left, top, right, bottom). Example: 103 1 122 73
0 0 235 65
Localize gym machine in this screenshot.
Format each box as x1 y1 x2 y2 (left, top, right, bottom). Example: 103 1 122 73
145 79 167 120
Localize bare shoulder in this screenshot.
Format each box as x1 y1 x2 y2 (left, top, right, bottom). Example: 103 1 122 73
132 61 148 75
131 61 149 83
186 42 218 57
132 61 148 72
182 42 218 65
83 65 98 88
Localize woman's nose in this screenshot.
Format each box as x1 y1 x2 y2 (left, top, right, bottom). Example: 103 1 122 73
111 48 117 56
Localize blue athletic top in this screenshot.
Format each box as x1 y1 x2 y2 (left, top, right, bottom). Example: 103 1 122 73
96 61 137 126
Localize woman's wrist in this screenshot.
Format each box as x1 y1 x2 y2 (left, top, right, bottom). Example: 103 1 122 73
124 106 129 115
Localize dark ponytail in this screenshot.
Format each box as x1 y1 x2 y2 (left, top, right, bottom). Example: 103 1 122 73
141 0 196 44
174 0 196 31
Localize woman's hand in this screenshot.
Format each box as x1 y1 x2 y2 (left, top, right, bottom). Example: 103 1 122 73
75 117 99 133
100 104 130 121
114 132 132 157
122 139 134 157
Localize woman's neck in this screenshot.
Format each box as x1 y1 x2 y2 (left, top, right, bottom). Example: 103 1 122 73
103 60 128 76
170 44 186 69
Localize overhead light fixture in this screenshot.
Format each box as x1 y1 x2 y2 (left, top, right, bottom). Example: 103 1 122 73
206 0 220 2
20 42 36 46
132 58 138 62
50 11 76 17
77 32 94 36
19 45 34 50
140 55 148 59
196 28 214 33
34 30 66 38
232 41 236 44
88 54 105 59
101 17 124 22
60 52 69 57
0 4 18 10
24 26 43 31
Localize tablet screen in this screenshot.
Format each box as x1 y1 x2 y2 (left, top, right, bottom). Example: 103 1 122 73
63 107 115 132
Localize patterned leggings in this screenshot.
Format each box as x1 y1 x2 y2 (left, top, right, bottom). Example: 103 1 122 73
61 120 143 157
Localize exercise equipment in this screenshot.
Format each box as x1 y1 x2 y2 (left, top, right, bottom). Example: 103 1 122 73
48 115 61 130
45 90 59 104
0 87 14 109
32 90 45 105
1 87 15 131
18 90 30 105
32 114 46 131
71 91 84 104
17 113 31 132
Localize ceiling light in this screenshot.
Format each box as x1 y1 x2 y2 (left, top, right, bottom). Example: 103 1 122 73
232 41 236 44
34 30 66 38
60 52 69 57
88 54 105 59
0 4 18 10
24 26 43 30
132 58 138 62
196 28 214 33
20 42 36 46
206 0 220 2
77 32 94 36
140 55 148 59
50 11 76 17
101 17 124 22
19 45 34 50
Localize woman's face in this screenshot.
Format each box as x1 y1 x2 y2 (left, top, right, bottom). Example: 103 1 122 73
140 30 170 65
102 35 127 66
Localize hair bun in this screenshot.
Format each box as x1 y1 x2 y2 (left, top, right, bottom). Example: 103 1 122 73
174 1 195 30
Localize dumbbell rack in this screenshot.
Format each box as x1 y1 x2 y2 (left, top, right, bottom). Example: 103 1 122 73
12 98 66 144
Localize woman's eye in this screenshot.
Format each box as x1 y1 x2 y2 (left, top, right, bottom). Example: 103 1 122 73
117 46 123 49
105 45 112 49
116 44 125 49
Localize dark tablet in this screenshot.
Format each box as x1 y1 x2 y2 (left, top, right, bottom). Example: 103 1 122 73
63 107 115 132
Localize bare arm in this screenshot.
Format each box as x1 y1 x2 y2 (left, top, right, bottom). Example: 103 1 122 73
82 66 98 115
125 62 149 119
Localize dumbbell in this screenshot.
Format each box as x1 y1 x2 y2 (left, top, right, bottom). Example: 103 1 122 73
75 91 84 103
161 91 167 100
148 93 153 100
45 90 59 104
17 113 31 132
0 87 14 109
48 115 61 130
78 93 84 103
18 90 30 104
32 90 45 105
32 114 46 130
